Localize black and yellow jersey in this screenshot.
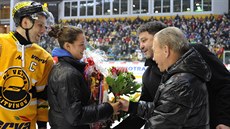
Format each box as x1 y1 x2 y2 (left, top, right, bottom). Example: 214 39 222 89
0 32 53 129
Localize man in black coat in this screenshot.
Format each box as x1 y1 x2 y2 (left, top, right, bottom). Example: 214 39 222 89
114 21 230 129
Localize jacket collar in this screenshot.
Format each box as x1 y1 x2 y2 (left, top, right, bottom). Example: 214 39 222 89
59 56 87 74
145 58 162 76
162 47 211 83
144 58 155 66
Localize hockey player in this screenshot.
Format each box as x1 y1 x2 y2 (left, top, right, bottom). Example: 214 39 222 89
0 1 54 129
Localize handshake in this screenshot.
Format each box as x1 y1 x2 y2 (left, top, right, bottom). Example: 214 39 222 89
109 99 130 114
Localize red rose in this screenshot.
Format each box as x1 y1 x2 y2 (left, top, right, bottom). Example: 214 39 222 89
111 67 118 75
87 57 95 66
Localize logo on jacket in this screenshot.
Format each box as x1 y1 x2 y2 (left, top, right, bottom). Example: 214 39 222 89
0 67 31 110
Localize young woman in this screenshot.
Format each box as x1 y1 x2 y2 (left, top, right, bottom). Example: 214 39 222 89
47 25 120 129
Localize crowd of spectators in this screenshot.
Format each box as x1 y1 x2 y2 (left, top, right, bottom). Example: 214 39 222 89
39 13 230 62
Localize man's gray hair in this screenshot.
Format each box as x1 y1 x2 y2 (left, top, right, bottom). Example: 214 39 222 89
154 27 189 55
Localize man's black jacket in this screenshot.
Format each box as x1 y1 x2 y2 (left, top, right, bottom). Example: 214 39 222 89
114 44 230 129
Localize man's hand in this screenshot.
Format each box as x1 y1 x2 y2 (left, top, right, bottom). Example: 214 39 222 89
109 101 121 114
118 99 129 112
216 124 230 129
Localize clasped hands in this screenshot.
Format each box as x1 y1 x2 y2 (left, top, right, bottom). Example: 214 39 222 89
109 99 130 114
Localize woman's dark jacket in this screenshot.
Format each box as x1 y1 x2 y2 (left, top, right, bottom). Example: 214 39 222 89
48 48 113 129
129 48 211 129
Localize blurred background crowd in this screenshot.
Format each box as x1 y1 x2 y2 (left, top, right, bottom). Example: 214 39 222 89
39 13 230 61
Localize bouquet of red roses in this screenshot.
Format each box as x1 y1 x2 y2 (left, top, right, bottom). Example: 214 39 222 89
105 66 142 122
106 66 142 100
83 49 142 127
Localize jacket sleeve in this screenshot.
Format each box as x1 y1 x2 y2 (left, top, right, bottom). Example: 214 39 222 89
56 71 113 126
192 44 230 127
36 56 54 124
133 79 194 128
215 85 230 127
